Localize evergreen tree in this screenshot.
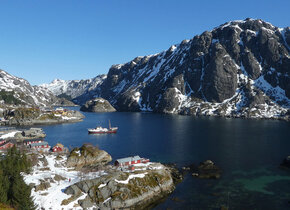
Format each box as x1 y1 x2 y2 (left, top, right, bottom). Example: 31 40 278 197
9 174 35 210
0 146 35 209
0 170 8 204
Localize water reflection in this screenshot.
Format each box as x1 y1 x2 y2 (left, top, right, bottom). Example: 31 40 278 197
24 109 290 209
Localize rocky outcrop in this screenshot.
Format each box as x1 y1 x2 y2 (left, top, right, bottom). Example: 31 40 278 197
12 128 46 140
66 144 112 168
280 156 290 169
34 180 51 192
72 18 290 120
80 98 116 112
192 160 222 179
64 163 175 209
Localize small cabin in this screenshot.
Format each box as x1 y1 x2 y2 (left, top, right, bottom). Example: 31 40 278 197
30 141 50 151
52 143 64 152
114 156 150 167
0 141 14 150
0 139 7 145
23 138 44 146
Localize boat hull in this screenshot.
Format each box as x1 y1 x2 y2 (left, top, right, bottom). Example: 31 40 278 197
88 130 117 134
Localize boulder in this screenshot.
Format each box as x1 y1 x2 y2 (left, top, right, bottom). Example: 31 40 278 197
66 144 112 168
35 180 51 192
78 197 95 209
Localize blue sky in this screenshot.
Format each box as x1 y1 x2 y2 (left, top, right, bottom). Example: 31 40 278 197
0 0 289 85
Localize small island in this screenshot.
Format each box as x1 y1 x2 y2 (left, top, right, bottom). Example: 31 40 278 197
80 98 116 112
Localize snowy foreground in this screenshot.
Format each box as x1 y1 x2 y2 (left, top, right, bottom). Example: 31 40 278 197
0 130 20 139
22 154 158 210
22 154 103 209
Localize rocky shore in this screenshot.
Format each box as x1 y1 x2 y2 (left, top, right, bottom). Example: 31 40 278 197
22 144 181 209
0 106 84 126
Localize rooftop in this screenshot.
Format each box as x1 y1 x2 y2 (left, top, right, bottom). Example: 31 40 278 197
116 156 141 163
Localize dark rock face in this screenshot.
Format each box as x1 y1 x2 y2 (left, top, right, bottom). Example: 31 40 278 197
76 19 290 120
202 43 238 102
80 98 116 112
280 156 290 169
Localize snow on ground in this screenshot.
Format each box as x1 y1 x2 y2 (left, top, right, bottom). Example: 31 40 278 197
22 154 105 210
0 131 20 139
115 173 148 184
22 154 163 209
62 116 78 120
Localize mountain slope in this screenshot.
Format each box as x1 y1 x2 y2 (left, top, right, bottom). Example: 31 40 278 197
78 18 289 119
0 70 72 107
40 74 107 101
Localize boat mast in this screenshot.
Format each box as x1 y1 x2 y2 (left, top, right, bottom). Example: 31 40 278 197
109 120 111 129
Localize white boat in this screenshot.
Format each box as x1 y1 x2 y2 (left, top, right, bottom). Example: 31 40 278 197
88 120 118 134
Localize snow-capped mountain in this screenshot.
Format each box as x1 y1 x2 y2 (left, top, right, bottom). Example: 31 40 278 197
40 74 107 100
77 18 290 120
0 69 72 107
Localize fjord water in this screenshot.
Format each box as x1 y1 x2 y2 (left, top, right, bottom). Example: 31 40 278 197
37 108 290 209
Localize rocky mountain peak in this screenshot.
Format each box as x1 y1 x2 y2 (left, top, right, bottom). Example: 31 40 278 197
88 18 289 120
40 18 290 120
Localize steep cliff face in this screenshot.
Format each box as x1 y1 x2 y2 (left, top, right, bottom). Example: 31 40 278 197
0 69 73 107
85 18 289 119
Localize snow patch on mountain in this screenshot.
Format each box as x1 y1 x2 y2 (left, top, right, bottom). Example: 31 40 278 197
40 74 107 99
0 69 66 107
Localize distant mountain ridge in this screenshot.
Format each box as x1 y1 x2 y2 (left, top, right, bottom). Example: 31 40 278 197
40 75 107 100
0 69 73 107
40 18 290 120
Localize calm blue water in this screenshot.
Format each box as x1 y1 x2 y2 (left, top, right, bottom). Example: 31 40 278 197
22 108 290 209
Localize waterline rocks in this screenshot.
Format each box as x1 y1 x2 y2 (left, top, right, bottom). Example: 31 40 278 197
80 97 116 112
0 107 84 126
192 160 222 179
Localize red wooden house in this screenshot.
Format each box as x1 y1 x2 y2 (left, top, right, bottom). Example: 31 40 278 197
30 141 50 151
114 156 150 167
23 138 44 146
52 143 64 152
0 141 14 150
